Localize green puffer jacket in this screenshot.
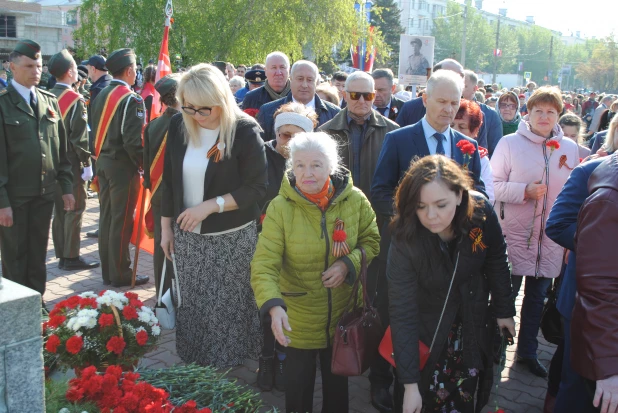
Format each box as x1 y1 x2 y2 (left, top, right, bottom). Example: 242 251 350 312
251 170 380 349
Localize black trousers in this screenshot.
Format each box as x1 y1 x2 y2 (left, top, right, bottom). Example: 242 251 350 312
0 194 54 295
367 258 394 388
284 346 348 413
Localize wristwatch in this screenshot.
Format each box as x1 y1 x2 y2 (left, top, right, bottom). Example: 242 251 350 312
216 196 225 213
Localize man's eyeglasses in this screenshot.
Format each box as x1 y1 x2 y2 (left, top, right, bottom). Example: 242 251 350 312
182 106 212 116
499 103 517 110
347 91 376 101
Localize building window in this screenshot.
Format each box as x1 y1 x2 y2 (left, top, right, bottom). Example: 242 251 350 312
410 0 415 11
409 18 414 32
0 15 17 38
66 10 77 26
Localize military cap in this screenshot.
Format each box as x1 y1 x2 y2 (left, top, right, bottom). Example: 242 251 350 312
77 64 88 73
48 49 75 78
105 48 136 73
13 39 41 60
85 55 107 71
154 74 178 96
245 69 266 84
212 61 227 74
78 69 88 81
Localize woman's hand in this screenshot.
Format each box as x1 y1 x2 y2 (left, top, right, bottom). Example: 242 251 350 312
497 317 516 338
597 148 609 157
161 218 174 261
402 383 423 413
322 260 348 288
177 201 215 232
525 181 547 200
269 306 292 347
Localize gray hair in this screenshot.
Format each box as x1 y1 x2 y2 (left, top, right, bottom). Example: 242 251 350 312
464 70 478 84
229 75 245 88
265 51 290 69
371 68 394 85
345 71 374 91
290 60 319 83
426 70 464 97
287 131 341 175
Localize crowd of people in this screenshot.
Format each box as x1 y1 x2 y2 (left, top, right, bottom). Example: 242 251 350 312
1 38 618 413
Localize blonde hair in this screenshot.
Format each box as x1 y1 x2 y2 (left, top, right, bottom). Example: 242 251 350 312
176 63 251 158
603 115 618 153
315 83 339 106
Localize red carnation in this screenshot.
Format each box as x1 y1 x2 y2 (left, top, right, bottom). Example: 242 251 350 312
106 336 126 355
99 313 115 328
47 315 66 329
129 298 143 308
105 365 123 379
125 291 139 300
546 140 560 150
65 385 85 402
244 108 259 118
98 290 107 296
122 305 139 320
45 334 61 353
333 229 347 242
65 296 81 309
478 146 488 159
80 297 98 308
456 140 476 155
136 330 149 346
259 214 266 225
66 335 84 354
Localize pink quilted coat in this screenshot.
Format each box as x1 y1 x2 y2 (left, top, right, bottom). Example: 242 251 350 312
490 119 579 278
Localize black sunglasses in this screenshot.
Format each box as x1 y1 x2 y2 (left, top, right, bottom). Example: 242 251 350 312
182 106 212 116
347 91 375 101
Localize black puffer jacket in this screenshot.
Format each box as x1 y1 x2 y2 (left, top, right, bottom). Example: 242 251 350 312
387 194 514 408
258 139 287 214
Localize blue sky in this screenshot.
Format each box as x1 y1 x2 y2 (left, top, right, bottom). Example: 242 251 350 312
479 0 614 40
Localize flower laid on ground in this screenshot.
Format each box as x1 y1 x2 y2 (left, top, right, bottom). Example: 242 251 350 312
526 139 561 248
64 366 212 413
43 291 160 371
456 140 476 170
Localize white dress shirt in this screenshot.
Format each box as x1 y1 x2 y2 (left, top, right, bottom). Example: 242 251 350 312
11 79 36 105
421 116 452 158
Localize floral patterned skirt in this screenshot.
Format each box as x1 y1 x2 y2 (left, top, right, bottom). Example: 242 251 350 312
173 222 261 368
423 314 479 413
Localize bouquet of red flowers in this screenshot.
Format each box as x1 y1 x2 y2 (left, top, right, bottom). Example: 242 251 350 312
44 290 160 370
66 365 212 413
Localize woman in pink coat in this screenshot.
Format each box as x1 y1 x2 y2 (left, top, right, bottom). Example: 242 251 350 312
490 87 579 378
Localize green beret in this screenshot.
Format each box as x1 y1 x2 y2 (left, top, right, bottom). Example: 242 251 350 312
154 74 178 96
106 48 136 73
212 61 227 74
13 39 41 60
48 49 75 78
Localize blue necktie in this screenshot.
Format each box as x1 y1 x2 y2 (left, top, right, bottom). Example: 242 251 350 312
434 132 446 155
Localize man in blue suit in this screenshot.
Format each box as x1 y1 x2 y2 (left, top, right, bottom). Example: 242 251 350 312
545 157 606 413
372 70 485 220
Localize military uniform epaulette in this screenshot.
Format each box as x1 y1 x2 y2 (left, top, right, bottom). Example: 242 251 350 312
0 89 8 96
131 93 143 103
38 88 57 98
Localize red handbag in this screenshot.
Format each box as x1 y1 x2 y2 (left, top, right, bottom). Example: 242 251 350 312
331 247 383 377
378 251 460 371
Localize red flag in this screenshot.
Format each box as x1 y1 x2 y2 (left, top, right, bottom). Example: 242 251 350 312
151 4 173 120
130 177 155 255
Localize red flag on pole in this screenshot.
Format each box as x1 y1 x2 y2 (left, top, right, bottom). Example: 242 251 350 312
150 0 173 120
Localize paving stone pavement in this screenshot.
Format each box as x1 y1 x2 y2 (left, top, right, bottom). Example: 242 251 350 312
18 198 553 412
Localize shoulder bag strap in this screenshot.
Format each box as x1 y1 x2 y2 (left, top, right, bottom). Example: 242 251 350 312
157 260 167 306
429 250 460 352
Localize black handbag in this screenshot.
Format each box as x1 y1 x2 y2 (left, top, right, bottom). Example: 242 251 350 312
540 254 566 345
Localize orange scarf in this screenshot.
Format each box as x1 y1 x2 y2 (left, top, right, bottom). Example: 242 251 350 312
297 177 334 211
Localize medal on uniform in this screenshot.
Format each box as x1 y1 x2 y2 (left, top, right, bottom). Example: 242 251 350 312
48 108 56 119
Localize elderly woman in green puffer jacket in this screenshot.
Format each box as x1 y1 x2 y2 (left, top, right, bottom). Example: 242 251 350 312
251 131 380 413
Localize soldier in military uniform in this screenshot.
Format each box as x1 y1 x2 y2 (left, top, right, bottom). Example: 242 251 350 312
47 49 100 271
2 60 13 82
0 40 75 296
39 64 51 90
143 74 180 296
90 48 148 287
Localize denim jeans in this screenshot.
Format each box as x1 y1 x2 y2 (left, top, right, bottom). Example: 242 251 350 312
554 317 598 413
512 275 552 359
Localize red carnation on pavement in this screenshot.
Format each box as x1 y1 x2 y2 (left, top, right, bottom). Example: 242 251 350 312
105 365 123 379
99 313 115 328
125 291 139 300
333 229 347 242
129 298 143 308
47 314 66 329
66 335 84 354
79 297 98 308
45 334 61 353
98 290 107 296
106 336 126 355
122 305 138 320
136 330 149 346
65 296 81 309
65 385 85 402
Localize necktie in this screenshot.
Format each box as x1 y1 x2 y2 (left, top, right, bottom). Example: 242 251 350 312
29 91 37 114
434 132 446 155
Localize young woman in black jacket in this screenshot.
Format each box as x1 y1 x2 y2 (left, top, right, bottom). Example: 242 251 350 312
387 155 516 413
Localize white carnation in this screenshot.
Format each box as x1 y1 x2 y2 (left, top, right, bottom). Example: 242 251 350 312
137 311 152 324
79 291 97 299
151 325 161 336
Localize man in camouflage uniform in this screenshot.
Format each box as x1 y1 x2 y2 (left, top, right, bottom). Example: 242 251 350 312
47 49 100 271
0 40 75 296
90 48 148 287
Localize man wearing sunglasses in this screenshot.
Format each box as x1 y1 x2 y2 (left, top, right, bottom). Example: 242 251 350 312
257 60 340 141
319 71 400 413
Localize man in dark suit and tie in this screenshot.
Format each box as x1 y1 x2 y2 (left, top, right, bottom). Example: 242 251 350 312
371 69 405 123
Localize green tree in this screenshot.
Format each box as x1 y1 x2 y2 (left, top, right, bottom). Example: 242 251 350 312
370 0 404 70
73 0 384 71
575 36 618 91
